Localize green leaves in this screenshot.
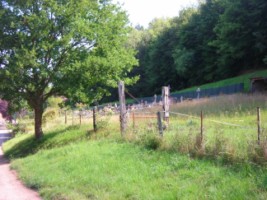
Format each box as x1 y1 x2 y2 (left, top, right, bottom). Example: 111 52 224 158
0 0 137 137
129 0 267 96
0 0 137 105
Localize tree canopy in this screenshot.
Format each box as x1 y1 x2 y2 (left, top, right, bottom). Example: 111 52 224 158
0 0 137 138
125 0 267 98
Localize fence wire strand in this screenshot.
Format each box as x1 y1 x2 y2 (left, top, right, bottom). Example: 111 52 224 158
166 111 255 130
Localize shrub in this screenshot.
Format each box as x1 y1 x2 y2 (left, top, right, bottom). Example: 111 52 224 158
42 108 58 124
136 132 162 150
7 123 27 135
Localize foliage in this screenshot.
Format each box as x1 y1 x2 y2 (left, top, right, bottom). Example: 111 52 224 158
42 108 58 125
212 0 267 76
126 18 174 96
0 0 137 138
46 96 64 109
126 0 267 99
7 123 27 135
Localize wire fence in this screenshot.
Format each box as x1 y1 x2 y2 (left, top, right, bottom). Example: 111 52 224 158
126 106 267 162
13 93 267 162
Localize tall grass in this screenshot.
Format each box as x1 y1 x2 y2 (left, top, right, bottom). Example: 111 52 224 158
129 93 267 164
170 93 267 116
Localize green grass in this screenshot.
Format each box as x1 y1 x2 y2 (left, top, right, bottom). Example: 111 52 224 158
3 93 267 199
128 94 267 163
7 139 267 200
173 69 267 94
3 125 89 158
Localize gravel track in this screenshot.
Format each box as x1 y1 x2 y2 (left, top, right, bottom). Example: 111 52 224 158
0 116 41 200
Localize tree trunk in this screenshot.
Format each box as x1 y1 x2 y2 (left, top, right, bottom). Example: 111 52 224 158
34 103 44 139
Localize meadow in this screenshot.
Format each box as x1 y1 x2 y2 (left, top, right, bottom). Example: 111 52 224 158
130 93 267 163
3 93 267 199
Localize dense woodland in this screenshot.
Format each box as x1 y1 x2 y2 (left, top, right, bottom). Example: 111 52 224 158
123 0 267 98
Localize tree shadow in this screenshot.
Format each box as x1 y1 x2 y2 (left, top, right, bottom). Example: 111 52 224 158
4 125 86 159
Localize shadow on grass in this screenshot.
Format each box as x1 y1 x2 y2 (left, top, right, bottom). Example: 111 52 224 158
4 125 87 159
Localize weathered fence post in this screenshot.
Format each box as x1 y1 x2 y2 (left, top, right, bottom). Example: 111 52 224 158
200 110 203 143
65 110 67 124
162 86 170 124
132 112 135 130
72 110 74 125
93 106 97 132
118 81 127 136
79 111 82 125
157 112 163 137
257 107 261 145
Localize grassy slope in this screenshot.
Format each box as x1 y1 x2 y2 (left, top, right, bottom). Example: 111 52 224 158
173 69 267 94
3 124 267 200
124 70 267 103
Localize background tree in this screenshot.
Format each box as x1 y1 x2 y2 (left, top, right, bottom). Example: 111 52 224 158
173 1 224 86
213 0 267 76
0 0 137 139
126 18 174 97
144 18 181 94
129 0 267 96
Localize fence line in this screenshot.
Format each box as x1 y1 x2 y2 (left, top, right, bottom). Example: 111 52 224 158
129 108 264 147
167 111 255 130
168 111 199 119
205 119 255 130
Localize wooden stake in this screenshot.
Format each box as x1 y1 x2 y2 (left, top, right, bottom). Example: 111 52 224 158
118 81 127 136
72 110 74 125
157 112 163 137
93 106 97 132
200 110 203 143
132 112 135 129
79 111 82 125
65 110 67 124
257 107 261 145
162 86 170 124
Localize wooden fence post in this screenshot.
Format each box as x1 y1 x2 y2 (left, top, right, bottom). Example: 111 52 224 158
72 110 74 125
257 107 261 145
93 106 97 132
200 110 203 143
132 112 135 130
79 111 82 125
65 110 67 124
162 86 170 124
157 112 163 137
118 81 127 136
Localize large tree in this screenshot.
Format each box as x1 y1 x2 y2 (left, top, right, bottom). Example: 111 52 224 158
0 0 137 139
213 0 267 76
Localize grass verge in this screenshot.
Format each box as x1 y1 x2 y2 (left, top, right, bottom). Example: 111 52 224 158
3 93 267 199
6 139 267 200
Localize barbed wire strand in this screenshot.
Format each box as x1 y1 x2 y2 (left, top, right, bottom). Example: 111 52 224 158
125 88 141 104
166 111 255 130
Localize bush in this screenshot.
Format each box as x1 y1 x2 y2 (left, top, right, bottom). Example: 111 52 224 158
7 123 27 135
135 132 162 150
42 108 58 124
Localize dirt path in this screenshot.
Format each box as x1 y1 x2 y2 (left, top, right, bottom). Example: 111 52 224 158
0 119 42 200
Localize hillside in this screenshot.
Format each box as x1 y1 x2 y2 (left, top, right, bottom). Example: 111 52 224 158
127 70 267 103
3 93 267 199
3 125 267 200
173 69 267 94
